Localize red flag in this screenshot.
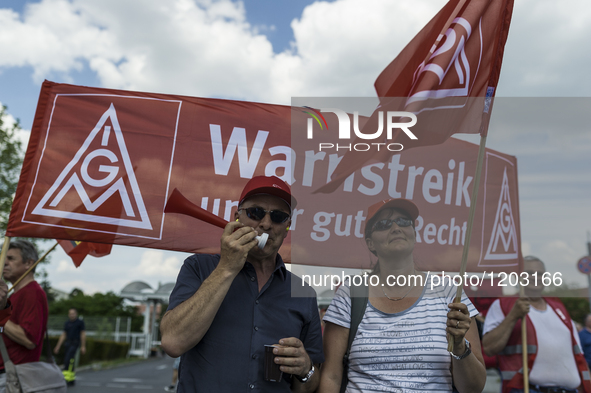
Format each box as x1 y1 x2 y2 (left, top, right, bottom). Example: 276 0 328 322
57 240 112 267
317 0 514 193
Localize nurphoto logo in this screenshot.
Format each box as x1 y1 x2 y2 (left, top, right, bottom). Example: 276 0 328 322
304 106 417 152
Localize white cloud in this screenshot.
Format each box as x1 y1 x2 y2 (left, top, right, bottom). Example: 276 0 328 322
0 1 122 82
288 0 444 98
539 240 587 288
521 241 532 257
2 0 590 104
0 102 30 146
499 0 591 96
541 240 579 265
133 250 182 278
63 0 279 100
56 259 77 272
46 245 187 294
55 280 89 292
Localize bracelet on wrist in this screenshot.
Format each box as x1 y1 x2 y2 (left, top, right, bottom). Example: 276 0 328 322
449 338 471 360
295 364 315 383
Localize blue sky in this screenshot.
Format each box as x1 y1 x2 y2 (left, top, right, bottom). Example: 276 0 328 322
1 0 590 296
0 0 327 130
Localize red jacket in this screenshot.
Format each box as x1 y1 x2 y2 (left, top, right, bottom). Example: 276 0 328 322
497 297 591 393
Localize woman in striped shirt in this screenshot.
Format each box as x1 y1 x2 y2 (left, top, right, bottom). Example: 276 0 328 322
319 198 486 393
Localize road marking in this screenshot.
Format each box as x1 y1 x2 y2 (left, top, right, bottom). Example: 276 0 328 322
113 378 143 383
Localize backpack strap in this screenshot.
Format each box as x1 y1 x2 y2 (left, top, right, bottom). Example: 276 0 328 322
340 280 368 393
44 329 57 364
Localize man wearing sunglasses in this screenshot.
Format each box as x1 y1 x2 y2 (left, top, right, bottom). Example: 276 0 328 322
161 176 323 393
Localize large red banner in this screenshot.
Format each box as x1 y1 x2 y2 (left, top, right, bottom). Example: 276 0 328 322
7 81 520 272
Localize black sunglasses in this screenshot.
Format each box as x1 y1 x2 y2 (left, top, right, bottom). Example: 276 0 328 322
239 207 290 224
372 217 413 232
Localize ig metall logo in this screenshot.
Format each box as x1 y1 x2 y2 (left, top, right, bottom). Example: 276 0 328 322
304 107 417 152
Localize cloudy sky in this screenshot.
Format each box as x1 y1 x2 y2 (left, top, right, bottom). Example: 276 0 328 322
1 0 590 296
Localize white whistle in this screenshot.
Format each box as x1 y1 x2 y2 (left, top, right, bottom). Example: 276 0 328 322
255 233 268 249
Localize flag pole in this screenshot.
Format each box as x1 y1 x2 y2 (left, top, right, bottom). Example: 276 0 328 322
446 133 528 392
446 132 530 392
519 284 529 393
448 134 487 353
7 241 59 293
0 237 11 278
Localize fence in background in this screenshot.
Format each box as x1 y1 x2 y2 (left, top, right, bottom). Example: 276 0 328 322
48 316 153 357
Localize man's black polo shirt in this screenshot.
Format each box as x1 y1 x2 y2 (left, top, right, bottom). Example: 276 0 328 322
168 254 324 393
64 318 85 346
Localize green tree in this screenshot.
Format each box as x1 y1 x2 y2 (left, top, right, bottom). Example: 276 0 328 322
0 105 24 236
0 106 54 295
561 297 590 325
37 269 56 303
50 289 143 331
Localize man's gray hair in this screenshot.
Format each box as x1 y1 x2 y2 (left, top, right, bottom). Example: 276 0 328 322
9 239 39 272
524 255 546 269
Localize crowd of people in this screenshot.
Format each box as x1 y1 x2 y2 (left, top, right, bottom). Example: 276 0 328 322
158 176 591 393
2 175 590 393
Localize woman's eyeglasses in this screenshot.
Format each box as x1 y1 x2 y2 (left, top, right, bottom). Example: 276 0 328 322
372 217 413 232
239 207 290 224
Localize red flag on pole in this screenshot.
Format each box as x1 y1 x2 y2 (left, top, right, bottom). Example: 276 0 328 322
317 0 514 193
57 240 112 267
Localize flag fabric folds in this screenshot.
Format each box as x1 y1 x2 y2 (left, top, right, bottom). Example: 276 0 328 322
320 0 515 193
57 240 112 267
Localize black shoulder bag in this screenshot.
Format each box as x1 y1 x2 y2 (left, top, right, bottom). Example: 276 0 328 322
340 281 368 393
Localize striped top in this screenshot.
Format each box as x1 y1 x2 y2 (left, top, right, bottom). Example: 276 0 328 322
323 273 478 393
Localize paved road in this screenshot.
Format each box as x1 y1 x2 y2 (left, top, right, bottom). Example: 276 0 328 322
67 355 176 392
484 368 501 393
66 356 501 392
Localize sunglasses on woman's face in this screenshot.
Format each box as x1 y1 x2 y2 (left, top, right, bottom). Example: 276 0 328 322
372 217 413 232
239 207 290 224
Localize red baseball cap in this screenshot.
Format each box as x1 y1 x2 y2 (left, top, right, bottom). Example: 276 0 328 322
239 176 297 209
366 198 419 228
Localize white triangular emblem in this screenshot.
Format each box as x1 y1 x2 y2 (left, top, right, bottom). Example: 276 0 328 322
32 104 152 230
484 167 518 260
406 17 482 109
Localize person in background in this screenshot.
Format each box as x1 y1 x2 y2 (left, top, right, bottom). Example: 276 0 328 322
579 314 591 370
482 256 591 393
164 356 180 392
53 307 86 371
0 240 49 393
